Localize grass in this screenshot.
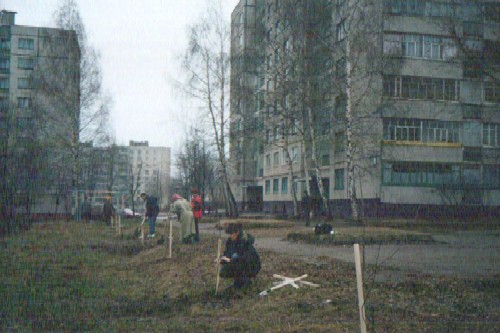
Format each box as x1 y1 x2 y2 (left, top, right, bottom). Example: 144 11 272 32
1 220 499 332
286 227 436 245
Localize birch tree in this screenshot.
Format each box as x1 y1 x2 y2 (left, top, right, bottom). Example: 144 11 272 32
179 1 238 216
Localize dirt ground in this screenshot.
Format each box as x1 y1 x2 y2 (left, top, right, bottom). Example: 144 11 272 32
195 220 500 281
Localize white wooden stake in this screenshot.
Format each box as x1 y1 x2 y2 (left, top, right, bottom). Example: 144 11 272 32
215 238 222 295
354 244 367 333
141 225 145 246
168 218 173 258
118 215 121 235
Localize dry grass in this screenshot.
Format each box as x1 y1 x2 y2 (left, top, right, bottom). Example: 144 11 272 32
0 220 498 332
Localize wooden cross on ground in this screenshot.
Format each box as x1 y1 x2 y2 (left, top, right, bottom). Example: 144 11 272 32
259 274 319 296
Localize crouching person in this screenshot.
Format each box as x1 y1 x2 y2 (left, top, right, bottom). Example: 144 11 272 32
220 223 261 289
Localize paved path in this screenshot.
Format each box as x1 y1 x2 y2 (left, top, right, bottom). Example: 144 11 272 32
197 223 500 279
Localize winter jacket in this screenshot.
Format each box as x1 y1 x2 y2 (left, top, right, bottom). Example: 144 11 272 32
190 194 203 219
170 198 195 242
223 232 261 277
145 196 159 217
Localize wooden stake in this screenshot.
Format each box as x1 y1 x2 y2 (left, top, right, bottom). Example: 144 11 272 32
169 219 173 258
354 244 367 333
141 224 145 246
117 215 121 235
215 238 222 295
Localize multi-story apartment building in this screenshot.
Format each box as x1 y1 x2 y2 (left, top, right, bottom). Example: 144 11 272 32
128 141 171 208
0 10 80 220
229 0 500 217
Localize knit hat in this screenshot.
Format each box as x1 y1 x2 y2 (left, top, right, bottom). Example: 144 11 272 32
225 223 243 234
171 193 182 202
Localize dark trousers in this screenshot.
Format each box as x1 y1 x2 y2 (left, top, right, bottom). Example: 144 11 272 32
220 262 250 288
194 217 200 241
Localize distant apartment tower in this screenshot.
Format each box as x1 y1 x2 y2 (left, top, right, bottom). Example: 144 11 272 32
229 1 500 217
129 141 171 207
0 10 80 219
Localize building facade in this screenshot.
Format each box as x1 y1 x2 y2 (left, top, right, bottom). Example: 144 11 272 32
128 141 171 208
0 10 80 220
229 0 500 218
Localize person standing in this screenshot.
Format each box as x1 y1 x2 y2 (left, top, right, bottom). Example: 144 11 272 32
81 194 92 223
102 196 115 226
301 190 311 227
140 193 160 238
219 223 261 289
190 188 202 242
170 193 196 244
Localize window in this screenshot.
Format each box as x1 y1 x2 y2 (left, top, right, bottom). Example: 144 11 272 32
382 161 460 186
282 150 288 165
483 165 500 189
18 57 34 69
265 180 271 194
293 177 298 194
0 97 8 111
403 34 421 57
273 151 279 166
0 39 10 50
321 154 330 166
428 2 454 17
336 20 346 41
0 57 9 70
386 33 455 60
386 0 429 16
422 120 460 143
0 78 9 89
17 97 31 109
291 147 298 163
383 118 421 141
423 36 443 60
273 178 279 194
273 126 279 141
18 78 32 89
334 132 345 153
484 81 500 103
281 177 288 194
383 75 460 101
483 123 500 147
18 38 34 50
334 169 345 190
265 154 271 169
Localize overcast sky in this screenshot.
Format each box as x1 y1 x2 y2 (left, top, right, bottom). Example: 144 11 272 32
1 0 238 152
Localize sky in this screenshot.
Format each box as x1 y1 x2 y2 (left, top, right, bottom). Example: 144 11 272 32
1 0 238 152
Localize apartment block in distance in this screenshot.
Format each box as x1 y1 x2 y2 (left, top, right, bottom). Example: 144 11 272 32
128 141 171 208
0 10 80 219
229 0 500 218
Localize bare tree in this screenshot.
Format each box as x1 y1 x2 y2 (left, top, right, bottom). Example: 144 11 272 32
178 1 238 216
51 0 112 190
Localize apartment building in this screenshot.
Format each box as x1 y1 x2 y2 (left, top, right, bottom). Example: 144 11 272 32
229 0 500 217
128 141 171 208
0 10 80 218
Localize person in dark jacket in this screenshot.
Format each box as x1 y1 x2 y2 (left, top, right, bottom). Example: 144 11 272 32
81 194 92 223
140 192 159 238
220 223 261 289
102 196 115 226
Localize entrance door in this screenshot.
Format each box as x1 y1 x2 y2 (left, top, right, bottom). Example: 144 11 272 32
246 186 263 212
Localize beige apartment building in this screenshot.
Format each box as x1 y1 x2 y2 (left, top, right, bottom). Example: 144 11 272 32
128 141 171 208
229 0 500 218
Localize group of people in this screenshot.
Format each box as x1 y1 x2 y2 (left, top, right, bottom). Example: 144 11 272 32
153 189 261 289
84 189 261 290
168 188 202 244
